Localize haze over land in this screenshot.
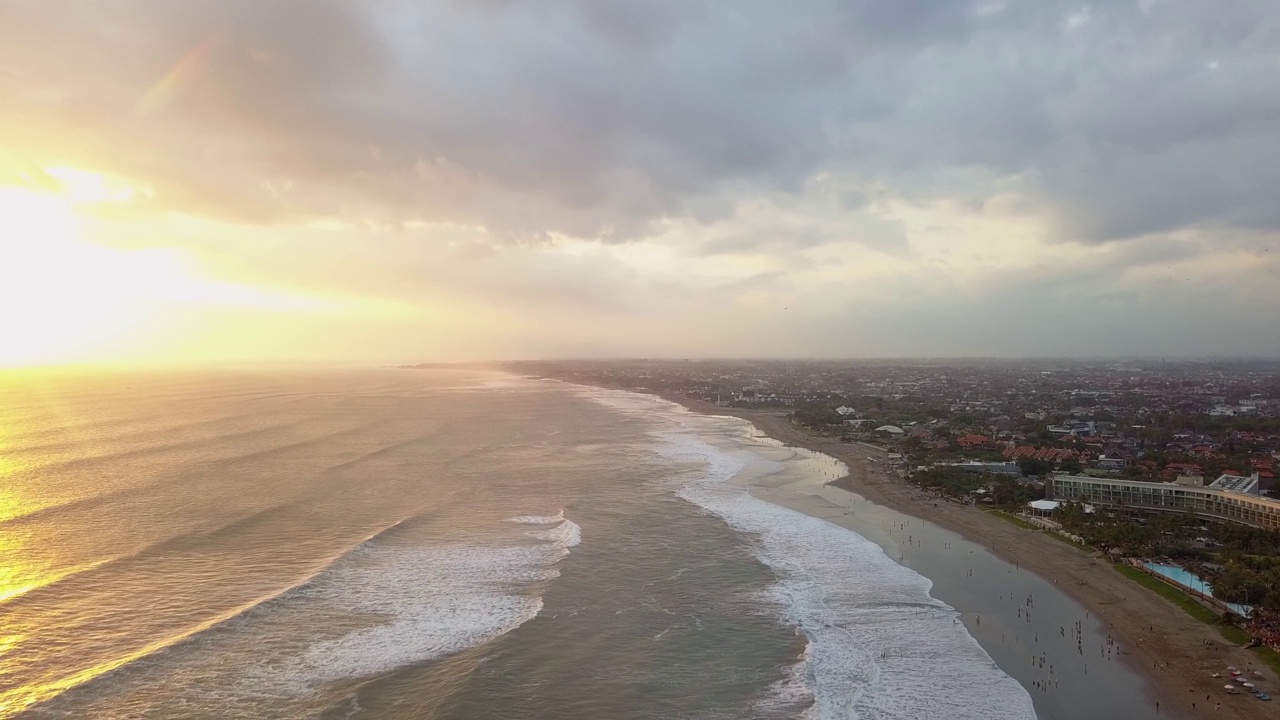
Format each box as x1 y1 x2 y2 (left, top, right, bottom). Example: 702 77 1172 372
3 1 1279 366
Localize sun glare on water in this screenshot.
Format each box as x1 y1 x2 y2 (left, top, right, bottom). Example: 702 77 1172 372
0 169 324 368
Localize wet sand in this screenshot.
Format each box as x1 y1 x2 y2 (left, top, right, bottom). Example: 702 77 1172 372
750 453 1161 720
663 395 1279 720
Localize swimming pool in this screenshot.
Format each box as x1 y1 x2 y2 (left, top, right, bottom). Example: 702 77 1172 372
1144 562 1253 617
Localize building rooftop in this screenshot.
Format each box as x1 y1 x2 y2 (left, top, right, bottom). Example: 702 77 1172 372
1053 473 1280 509
1209 473 1260 495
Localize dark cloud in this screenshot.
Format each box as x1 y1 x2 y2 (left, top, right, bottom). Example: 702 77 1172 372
4 0 1280 252
775 239 1280 358
696 210 909 258
699 228 834 257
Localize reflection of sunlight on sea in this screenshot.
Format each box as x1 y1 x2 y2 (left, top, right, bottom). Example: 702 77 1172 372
22 512 582 718
0 369 605 718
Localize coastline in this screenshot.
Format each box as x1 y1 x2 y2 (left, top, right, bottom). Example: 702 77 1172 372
656 391 1277 720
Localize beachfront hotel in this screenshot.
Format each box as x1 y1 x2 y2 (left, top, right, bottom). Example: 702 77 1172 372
1047 474 1280 531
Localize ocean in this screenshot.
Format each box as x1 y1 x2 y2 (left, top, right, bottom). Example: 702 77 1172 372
0 368 1034 719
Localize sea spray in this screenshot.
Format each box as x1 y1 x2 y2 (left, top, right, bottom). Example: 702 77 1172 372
661 428 1034 719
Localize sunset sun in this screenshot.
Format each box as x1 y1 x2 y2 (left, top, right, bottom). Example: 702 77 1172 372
0 172 328 367
0 184 134 366
1 4 1279 719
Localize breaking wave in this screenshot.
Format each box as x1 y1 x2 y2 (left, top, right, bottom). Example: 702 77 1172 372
506 510 566 525
21 513 582 715
659 429 1034 720
584 385 1033 720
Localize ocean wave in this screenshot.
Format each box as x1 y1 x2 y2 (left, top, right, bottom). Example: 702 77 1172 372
318 427 449 474
506 510 566 524
258 534 577 693
758 645 818 720
11 514 424 714
18 513 582 715
656 427 1035 720
218 515 582 698
0 500 304 608
2 415 310 478
526 517 583 549
0 419 402 527
0 411 300 462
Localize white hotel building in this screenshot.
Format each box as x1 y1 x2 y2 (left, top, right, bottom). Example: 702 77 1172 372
1047 474 1280 531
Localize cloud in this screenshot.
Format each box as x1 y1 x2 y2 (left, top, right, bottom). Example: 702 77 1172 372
7 0 1280 249
0 1 986 240
6 0 1280 359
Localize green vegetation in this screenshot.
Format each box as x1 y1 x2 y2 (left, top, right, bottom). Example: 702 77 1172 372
1220 625 1251 645
1213 552 1280 609
1017 457 1054 477
985 509 1037 530
1253 646 1280 676
791 404 845 428
1046 531 1093 552
909 468 987 497
981 509 1092 550
1110 562 1280 673
908 469 1040 511
1114 564 1222 625
1056 505 1280 609
1059 459 1084 475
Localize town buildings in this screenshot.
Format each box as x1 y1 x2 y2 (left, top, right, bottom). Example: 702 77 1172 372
1047 473 1280 531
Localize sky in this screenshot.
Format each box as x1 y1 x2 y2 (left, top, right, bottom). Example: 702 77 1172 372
1 0 1278 366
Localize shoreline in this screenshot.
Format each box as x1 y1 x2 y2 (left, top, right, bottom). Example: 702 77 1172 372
746 456 1161 720
653 391 1277 720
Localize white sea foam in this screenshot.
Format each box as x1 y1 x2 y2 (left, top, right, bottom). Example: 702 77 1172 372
506 510 566 524
527 518 582 548
757 644 818 720
580 381 1037 720
244 517 582 695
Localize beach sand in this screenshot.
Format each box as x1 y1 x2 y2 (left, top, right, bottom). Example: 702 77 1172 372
749 452 1161 720
666 395 1278 720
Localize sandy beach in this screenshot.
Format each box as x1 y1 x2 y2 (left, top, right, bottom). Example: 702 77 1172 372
664 394 1278 720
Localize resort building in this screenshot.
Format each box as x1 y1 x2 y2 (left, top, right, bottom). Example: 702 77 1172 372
1047 473 1280 531
937 460 1022 477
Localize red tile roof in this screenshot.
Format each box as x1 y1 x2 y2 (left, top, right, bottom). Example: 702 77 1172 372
1002 446 1079 462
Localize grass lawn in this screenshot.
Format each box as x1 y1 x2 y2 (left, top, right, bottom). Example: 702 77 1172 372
980 510 1094 552
1114 564 1221 624
1255 646 1280 676
984 508 1038 530
1047 531 1094 552
1113 564 1280 675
